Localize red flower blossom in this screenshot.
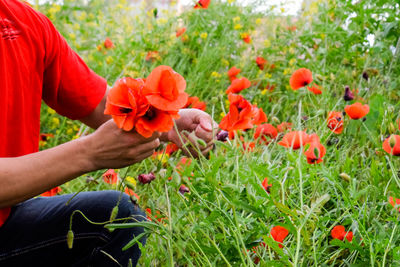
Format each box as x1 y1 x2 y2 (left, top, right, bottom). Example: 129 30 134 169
251 106 267 125
227 66 241 82
307 84 322 94
135 107 178 138
278 131 309 149
264 84 276 92
304 134 326 164
345 102 369 120
254 124 278 144
289 68 313 90
383 135 400 156
143 65 188 112
389 196 400 212
270 226 289 248
184 96 206 111
243 141 256 152
145 51 159 62
226 77 251 94
103 169 119 184
179 185 190 195
194 0 211 9
277 122 292 133
242 33 251 44
261 177 272 193
104 38 115 49
176 27 186 37
255 56 267 70
41 186 62 197
165 143 179 155
104 77 147 131
327 111 344 134
39 133 54 142
138 172 156 184
331 225 353 242
125 188 140 200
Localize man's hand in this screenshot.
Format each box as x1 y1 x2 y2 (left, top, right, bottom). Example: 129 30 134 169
84 119 161 170
161 109 219 157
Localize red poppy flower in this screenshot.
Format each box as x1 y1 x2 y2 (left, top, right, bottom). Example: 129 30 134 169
138 172 156 184
135 107 178 138
143 65 188 112
242 33 251 44
331 225 353 242
104 77 148 131
277 122 292 133
289 68 313 90
261 177 272 193
227 66 241 82
270 226 289 248
104 38 115 49
345 102 369 120
255 56 267 70
264 84 276 92
278 131 309 149
184 96 206 111
251 106 268 125
304 134 326 164
39 133 54 142
243 141 256 152
389 196 400 212
41 186 62 197
165 143 179 156
254 124 278 144
125 188 140 200
307 84 322 94
194 0 210 9
176 27 186 37
145 51 159 62
327 111 344 134
103 169 119 184
226 77 251 94
383 135 400 156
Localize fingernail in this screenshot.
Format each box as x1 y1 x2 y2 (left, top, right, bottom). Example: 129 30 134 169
202 121 212 131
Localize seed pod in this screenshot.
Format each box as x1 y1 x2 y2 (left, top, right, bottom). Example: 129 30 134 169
389 122 396 134
196 138 207 147
339 173 350 182
110 206 119 222
271 116 280 124
67 230 74 249
389 135 396 148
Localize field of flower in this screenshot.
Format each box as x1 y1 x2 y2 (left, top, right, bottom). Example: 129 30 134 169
33 0 400 265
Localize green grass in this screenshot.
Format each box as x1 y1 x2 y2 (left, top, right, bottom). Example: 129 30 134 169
34 0 400 265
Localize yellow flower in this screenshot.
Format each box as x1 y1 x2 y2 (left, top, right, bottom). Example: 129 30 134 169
126 176 137 187
261 89 267 95
234 24 242 30
66 128 74 135
264 39 271 48
320 33 326 40
157 18 167 25
289 47 295 54
256 18 262 25
47 107 56 114
283 68 291 75
264 73 272 79
289 58 296 66
211 71 222 78
220 112 226 118
73 23 80 31
51 117 60 128
68 33 76 40
221 59 230 66
228 0 235 3
233 16 240 23
200 32 208 39
280 7 285 13
106 56 113 64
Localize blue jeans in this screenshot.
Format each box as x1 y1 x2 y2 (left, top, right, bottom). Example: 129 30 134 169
0 191 147 266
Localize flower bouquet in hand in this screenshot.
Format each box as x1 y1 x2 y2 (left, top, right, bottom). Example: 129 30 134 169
104 65 188 137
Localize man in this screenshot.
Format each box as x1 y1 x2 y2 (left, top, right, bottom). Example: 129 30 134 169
0 1 217 266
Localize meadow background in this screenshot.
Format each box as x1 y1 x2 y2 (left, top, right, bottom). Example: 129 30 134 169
32 0 400 265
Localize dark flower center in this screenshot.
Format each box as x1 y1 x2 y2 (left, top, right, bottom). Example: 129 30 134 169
120 107 132 114
144 108 156 120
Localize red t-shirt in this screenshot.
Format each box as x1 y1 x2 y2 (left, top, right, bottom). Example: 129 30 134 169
0 1 107 227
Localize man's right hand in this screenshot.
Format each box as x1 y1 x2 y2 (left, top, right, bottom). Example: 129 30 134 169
83 119 161 170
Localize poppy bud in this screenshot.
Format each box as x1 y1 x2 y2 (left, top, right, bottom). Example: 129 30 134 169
67 230 74 249
138 172 156 184
217 130 229 141
344 86 354 101
362 71 369 81
389 122 396 134
110 206 119 222
153 8 158 18
196 139 207 147
339 172 350 182
313 147 320 159
271 116 280 124
179 185 190 195
389 135 397 148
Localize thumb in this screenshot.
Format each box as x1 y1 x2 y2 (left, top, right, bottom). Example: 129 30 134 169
199 116 213 132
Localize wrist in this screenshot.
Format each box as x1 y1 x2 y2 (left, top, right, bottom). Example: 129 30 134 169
76 135 98 172
160 131 170 142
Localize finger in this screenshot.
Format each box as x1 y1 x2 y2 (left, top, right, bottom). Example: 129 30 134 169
194 124 214 144
132 150 155 164
126 131 161 145
200 144 214 156
130 138 160 156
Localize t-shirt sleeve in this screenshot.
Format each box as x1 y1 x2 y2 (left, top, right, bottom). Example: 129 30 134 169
39 14 107 120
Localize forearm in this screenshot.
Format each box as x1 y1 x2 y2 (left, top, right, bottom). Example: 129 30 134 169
79 85 111 129
0 136 94 208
